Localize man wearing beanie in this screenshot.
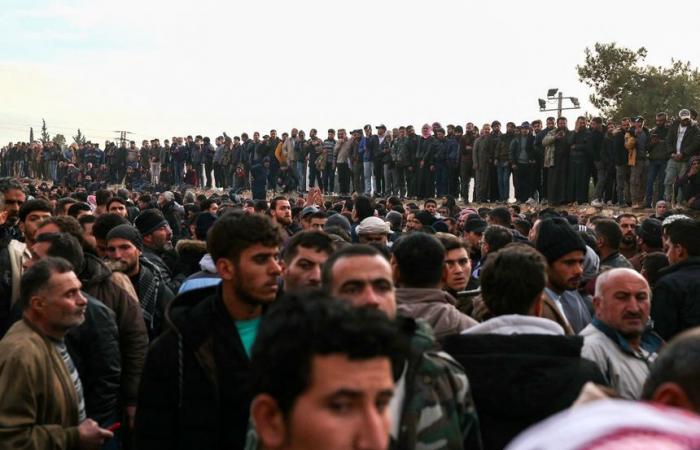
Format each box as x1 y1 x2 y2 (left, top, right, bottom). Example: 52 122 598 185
536 218 593 334
106 224 175 340
135 209 181 292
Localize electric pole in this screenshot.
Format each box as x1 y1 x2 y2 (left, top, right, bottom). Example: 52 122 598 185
538 89 581 117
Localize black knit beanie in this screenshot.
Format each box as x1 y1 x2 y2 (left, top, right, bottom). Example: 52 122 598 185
106 224 144 251
134 209 168 236
536 217 587 264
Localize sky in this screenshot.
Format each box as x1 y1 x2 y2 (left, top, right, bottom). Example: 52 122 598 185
2 0 699 145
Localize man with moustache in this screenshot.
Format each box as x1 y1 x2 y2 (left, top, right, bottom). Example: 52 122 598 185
135 214 283 450
542 117 571 205
616 213 639 260
581 268 662 399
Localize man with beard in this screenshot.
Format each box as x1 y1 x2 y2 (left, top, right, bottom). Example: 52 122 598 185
280 231 334 295
567 116 592 204
415 124 438 199
542 117 571 205
0 178 26 240
135 209 181 292
269 196 300 238
616 213 639 260
536 218 593 334
135 213 282 450
581 268 661 399
664 109 700 203
105 224 174 340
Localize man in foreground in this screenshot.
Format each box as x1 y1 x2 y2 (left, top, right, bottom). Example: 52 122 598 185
0 257 113 449
249 294 406 450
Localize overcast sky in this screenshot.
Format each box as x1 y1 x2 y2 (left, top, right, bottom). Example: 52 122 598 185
2 0 699 145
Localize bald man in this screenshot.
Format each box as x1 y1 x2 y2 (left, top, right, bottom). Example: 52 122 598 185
580 268 663 399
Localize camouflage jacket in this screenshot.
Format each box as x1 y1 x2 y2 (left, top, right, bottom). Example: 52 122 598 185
243 317 482 450
393 317 482 450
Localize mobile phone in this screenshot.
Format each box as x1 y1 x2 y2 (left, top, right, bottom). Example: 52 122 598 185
107 422 121 432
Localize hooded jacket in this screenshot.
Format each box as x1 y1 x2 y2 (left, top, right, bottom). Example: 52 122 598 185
80 253 148 406
442 315 606 450
135 285 253 450
396 288 477 338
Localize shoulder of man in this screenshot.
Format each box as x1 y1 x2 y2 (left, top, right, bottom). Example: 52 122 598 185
401 318 478 448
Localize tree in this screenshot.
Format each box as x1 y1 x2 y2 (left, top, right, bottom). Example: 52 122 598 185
73 128 87 145
52 134 66 149
577 42 700 121
41 119 50 143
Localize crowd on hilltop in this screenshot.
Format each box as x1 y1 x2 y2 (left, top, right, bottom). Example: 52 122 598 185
1 171 700 450
2 108 700 209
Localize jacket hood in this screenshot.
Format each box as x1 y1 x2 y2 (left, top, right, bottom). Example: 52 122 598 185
175 239 207 255
395 288 457 306
462 315 565 336
198 254 216 273
442 332 594 421
165 284 220 336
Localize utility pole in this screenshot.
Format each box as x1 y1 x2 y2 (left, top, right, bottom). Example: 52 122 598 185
538 88 580 117
113 130 134 146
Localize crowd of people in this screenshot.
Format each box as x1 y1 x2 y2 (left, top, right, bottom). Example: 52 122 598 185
2 108 700 209
1 148 700 450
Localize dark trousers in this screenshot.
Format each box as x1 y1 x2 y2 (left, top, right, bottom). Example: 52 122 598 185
447 165 460 197
460 162 473 202
417 165 435 199
646 160 667 206
204 161 213 187
435 163 448 196
406 166 417 197
337 163 351 194
308 163 323 189
323 162 336 193
567 155 590 204
513 162 532 202
373 160 384 194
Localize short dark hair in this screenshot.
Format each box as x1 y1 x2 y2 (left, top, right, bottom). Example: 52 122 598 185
200 198 218 211
480 245 548 316
392 233 445 288
36 232 85 273
250 293 407 417
487 206 511 226
642 329 700 410
67 202 91 218
594 219 622 250
615 213 638 223
436 233 469 253
208 213 281 263
92 213 130 240
95 189 112 206
78 214 96 228
19 257 74 311
484 225 513 252
322 244 382 292
269 196 288 211
353 196 374 221
513 218 532 237
106 197 127 210
282 231 335 264
667 219 700 257
18 199 52 222
0 178 24 195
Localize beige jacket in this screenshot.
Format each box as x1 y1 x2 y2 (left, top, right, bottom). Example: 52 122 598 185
396 288 478 339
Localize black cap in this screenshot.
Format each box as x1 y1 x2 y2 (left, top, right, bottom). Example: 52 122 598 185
134 209 168 236
106 224 143 251
535 218 587 264
375 124 387 130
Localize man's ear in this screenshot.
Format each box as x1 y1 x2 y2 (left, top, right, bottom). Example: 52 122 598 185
530 292 544 317
216 257 236 281
251 394 286 449
652 382 696 411
390 255 400 285
279 260 288 278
